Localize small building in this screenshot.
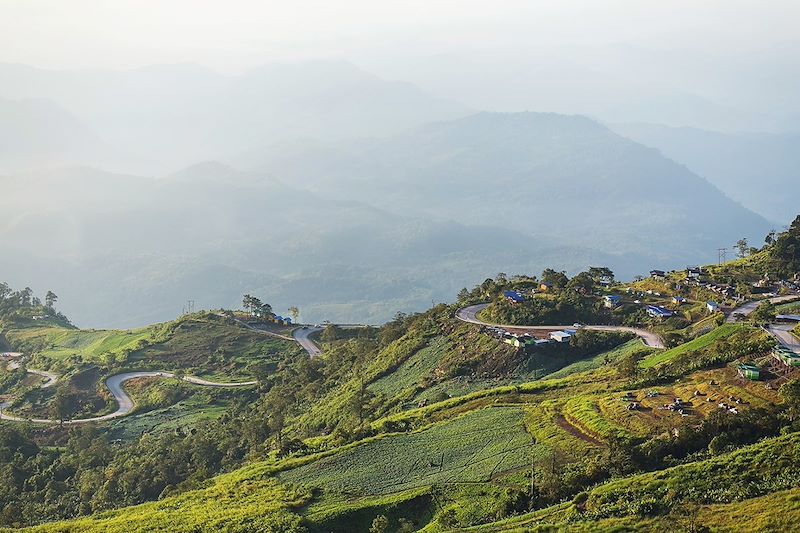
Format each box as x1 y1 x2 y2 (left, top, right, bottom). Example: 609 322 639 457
646 305 673 319
737 363 760 380
706 301 720 313
549 331 572 343
773 346 800 367
686 267 703 279
650 269 666 279
539 282 553 292
504 335 536 348
503 290 525 304
672 296 686 304
604 295 621 308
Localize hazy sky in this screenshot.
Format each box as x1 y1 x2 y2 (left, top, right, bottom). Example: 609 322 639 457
1 1 798 72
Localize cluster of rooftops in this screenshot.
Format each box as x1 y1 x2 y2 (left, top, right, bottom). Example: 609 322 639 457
484 325 579 349
503 277 722 322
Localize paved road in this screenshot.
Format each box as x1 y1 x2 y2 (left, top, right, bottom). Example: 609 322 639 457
767 324 800 353
293 327 323 357
7 361 59 388
456 303 666 349
0 369 257 425
726 295 800 323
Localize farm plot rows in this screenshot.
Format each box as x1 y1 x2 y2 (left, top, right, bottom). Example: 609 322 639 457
278 406 535 497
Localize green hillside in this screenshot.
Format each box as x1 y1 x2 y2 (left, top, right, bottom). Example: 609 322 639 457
1 225 799 533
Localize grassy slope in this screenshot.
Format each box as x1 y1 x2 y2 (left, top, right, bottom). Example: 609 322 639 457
1 313 298 426
17 473 310 533
6 326 153 365
468 432 800 532
639 323 744 368
776 300 800 313
10 286 796 532
544 339 649 380
4 313 298 375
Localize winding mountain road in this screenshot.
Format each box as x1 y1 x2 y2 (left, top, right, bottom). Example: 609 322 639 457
456 303 666 349
0 369 257 425
726 294 800 323
293 327 323 357
725 294 800 351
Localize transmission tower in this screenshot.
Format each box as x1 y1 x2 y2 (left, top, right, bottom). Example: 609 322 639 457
717 248 728 265
182 299 195 315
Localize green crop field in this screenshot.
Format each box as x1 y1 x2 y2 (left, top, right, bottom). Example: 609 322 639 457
369 336 450 397
639 323 744 368
279 407 535 497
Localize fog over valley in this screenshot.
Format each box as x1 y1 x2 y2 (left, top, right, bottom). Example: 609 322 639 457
1 1 797 328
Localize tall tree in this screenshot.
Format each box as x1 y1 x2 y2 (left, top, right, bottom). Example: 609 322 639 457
45 291 58 309
242 294 253 315
541 268 569 289
735 238 749 258
588 266 614 283
51 385 77 424
287 306 299 322
567 271 596 294
19 287 33 307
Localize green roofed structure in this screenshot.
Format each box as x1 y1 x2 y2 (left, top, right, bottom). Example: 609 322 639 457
737 363 760 380
773 346 800 367
504 335 537 348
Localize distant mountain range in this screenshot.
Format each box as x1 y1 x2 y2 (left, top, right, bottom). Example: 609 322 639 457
237 111 771 262
0 61 470 174
0 97 108 172
1 112 773 328
0 160 632 328
611 122 800 225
